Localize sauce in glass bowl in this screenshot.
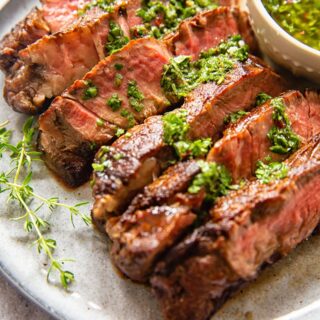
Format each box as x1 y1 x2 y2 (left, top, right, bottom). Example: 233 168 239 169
262 0 320 51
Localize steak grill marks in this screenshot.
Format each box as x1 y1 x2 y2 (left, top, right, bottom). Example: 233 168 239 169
38 7 259 187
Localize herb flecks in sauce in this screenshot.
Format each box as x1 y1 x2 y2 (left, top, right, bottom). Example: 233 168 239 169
163 110 212 159
106 21 129 55
255 160 288 184
78 0 115 15
127 81 145 112
83 80 98 100
263 0 320 51
268 97 300 154
188 160 231 204
256 92 272 106
224 110 248 125
107 93 122 111
135 0 219 39
161 35 249 101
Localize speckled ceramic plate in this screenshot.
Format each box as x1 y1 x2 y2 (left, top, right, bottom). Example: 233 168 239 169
1 1 320 320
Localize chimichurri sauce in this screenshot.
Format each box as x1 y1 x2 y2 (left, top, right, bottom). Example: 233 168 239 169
262 0 320 51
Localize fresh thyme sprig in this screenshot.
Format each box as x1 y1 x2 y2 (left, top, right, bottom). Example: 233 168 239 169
0 118 92 289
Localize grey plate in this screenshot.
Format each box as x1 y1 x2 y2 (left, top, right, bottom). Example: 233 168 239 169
1 1 320 320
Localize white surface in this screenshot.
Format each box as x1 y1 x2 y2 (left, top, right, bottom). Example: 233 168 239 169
1 1 320 320
0 275 53 320
247 0 320 83
0 0 10 11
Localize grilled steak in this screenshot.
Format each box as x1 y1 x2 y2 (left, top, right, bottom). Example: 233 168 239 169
4 3 242 114
39 7 258 186
151 135 320 320
92 57 285 221
106 90 320 282
208 90 320 182
0 8 50 73
0 0 93 74
39 38 170 186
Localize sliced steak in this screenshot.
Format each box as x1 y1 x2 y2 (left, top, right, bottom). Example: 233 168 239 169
38 97 116 186
38 38 171 186
39 6 258 186
41 0 92 33
92 57 285 220
208 90 320 182
105 90 320 282
151 135 320 320
0 8 50 73
4 0 137 114
0 0 94 74
4 6 253 114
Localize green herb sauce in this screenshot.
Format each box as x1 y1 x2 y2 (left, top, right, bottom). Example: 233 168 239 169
127 81 145 112
107 93 122 111
255 160 288 184
106 21 130 55
162 109 212 159
161 35 249 101
267 97 300 154
255 92 272 106
263 0 320 51
188 160 231 204
83 80 98 100
134 0 219 39
78 0 115 15
224 110 248 125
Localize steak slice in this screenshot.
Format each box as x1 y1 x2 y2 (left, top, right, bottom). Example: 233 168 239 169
39 6 258 186
38 97 116 186
92 57 285 220
208 90 320 182
151 135 320 320
105 90 320 282
0 0 94 74
4 0 137 114
38 38 171 186
4 6 253 114
0 8 50 74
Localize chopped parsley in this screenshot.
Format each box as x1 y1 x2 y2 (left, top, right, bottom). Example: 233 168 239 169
113 153 124 160
135 0 219 39
106 21 129 55
255 160 288 184
267 98 300 154
115 128 125 137
83 80 98 100
163 110 212 159
96 118 105 127
127 81 145 112
78 0 115 15
107 93 122 111
114 63 123 70
120 109 136 128
256 92 272 106
188 160 231 204
114 73 123 87
161 36 249 101
224 110 248 125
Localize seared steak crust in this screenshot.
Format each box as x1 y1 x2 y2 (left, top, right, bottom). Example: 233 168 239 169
92 57 285 220
152 136 320 320
208 90 320 182
0 8 50 74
